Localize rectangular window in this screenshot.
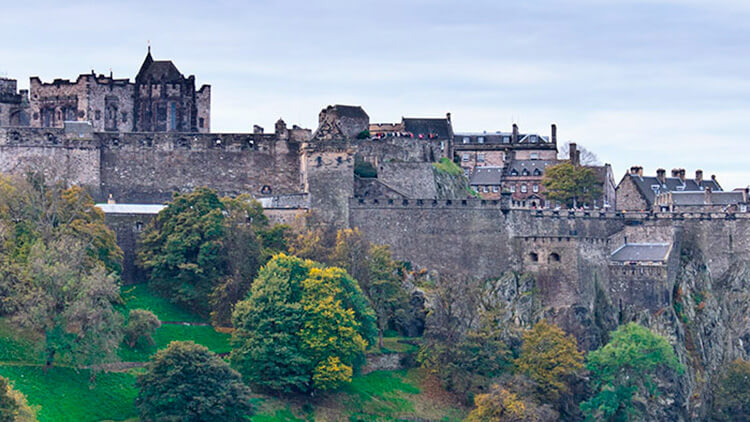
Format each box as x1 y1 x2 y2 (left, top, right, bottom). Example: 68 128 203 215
478 136 484 144
510 185 516 193
533 184 539 193
477 153 485 162
462 153 469 161
529 135 537 143
503 136 510 143
521 185 528 193
199 117 205 128
530 152 539 159
463 137 470 144
492 186 499 192
483 186 489 193
170 103 177 130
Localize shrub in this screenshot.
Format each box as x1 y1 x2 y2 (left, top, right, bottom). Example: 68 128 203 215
124 309 161 348
432 157 463 176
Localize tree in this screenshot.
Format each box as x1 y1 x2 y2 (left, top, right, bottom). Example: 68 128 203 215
332 229 410 348
138 188 226 317
542 162 602 209
124 309 161 348
712 359 750 421
0 376 37 422
515 320 583 401
466 382 556 422
136 341 253 422
581 323 683 421
13 238 123 370
230 254 376 393
558 142 600 165
208 195 265 326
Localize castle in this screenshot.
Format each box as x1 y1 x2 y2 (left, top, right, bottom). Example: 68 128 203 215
1 54 748 350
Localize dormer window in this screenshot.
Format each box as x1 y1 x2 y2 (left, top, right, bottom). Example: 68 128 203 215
462 137 470 144
522 169 530 176
510 169 519 176
533 169 542 176
478 136 485 144
529 135 538 143
651 185 660 194
503 136 510 143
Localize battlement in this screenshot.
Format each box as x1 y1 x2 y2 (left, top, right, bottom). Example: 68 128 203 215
97 132 291 152
350 197 505 209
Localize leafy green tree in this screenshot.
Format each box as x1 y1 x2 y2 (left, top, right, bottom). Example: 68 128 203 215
332 229 410 347
124 309 161 348
230 254 376 393
711 359 750 421
581 323 684 421
13 238 123 370
515 320 583 401
136 341 253 422
0 376 37 422
542 162 602 208
138 188 226 316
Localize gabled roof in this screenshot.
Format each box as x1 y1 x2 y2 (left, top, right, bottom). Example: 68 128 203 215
402 118 452 139
627 174 722 206
135 48 184 83
611 243 671 262
470 167 504 185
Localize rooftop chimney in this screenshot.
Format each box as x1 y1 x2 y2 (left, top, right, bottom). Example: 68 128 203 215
695 169 703 184
446 112 451 123
630 166 640 175
656 168 666 184
551 123 557 145
569 143 579 166
253 125 264 134
512 123 518 143
679 168 686 182
671 169 680 177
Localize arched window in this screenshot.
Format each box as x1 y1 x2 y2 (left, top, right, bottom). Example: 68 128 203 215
316 156 323 167
521 184 528 193
549 253 561 262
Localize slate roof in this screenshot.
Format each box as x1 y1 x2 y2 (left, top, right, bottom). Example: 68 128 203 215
135 50 184 82
470 167 504 185
506 159 557 176
630 175 722 206
331 105 369 120
454 132 551 145
669 191 745 206
611 243 671 262
402 118 452 139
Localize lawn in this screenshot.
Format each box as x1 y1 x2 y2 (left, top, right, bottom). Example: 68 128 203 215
0 365 138 422
118 284 205 323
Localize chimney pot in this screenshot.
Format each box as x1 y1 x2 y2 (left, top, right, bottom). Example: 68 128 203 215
657 168 666 184
512 123 518 143
551 123 557 144
695 169 703 183
630 166 640 175
671 168 680 177
570 143 578 166
679 168 686 182
638 166 643 177
704 186 712 205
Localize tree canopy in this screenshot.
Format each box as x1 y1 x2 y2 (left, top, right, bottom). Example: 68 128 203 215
0 376 37 422
230 254 376 393
542 162 602 208
515 320 583 401
712 359 750 421
136 341 253 422
580 323 683 421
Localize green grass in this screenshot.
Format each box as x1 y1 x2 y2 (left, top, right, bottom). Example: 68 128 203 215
0 319 43 363
119 324 231 362
432 157 463 176
0 365 138 422
119 284 205 323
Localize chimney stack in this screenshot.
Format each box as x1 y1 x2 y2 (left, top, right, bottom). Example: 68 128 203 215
695 169 703 184
671 169 680 177
679 168 686 182
446 112 451 123
704 187 712 205
253 125 264 134
638 166 643 177
569 143 579 166
551 123 557 145
512 123 518 143
657 168 666 184
630 166 640 175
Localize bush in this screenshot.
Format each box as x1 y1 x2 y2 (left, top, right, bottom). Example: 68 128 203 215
136 341 253 422
124 309 161 348
0 376 38 422
712 359 750 421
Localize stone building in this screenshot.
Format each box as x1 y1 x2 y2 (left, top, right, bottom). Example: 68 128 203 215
654 188 748 213
25 49 209 133
133 49 210 133
616 167 722 211
0 78 29 127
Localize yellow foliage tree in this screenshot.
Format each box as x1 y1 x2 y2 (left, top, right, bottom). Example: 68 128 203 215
515 320 583 401
466 384 528 422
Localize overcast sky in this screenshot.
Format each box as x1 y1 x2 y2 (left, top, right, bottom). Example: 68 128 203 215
2 0 749 188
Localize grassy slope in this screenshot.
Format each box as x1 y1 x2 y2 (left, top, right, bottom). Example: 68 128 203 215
0 285 466 422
